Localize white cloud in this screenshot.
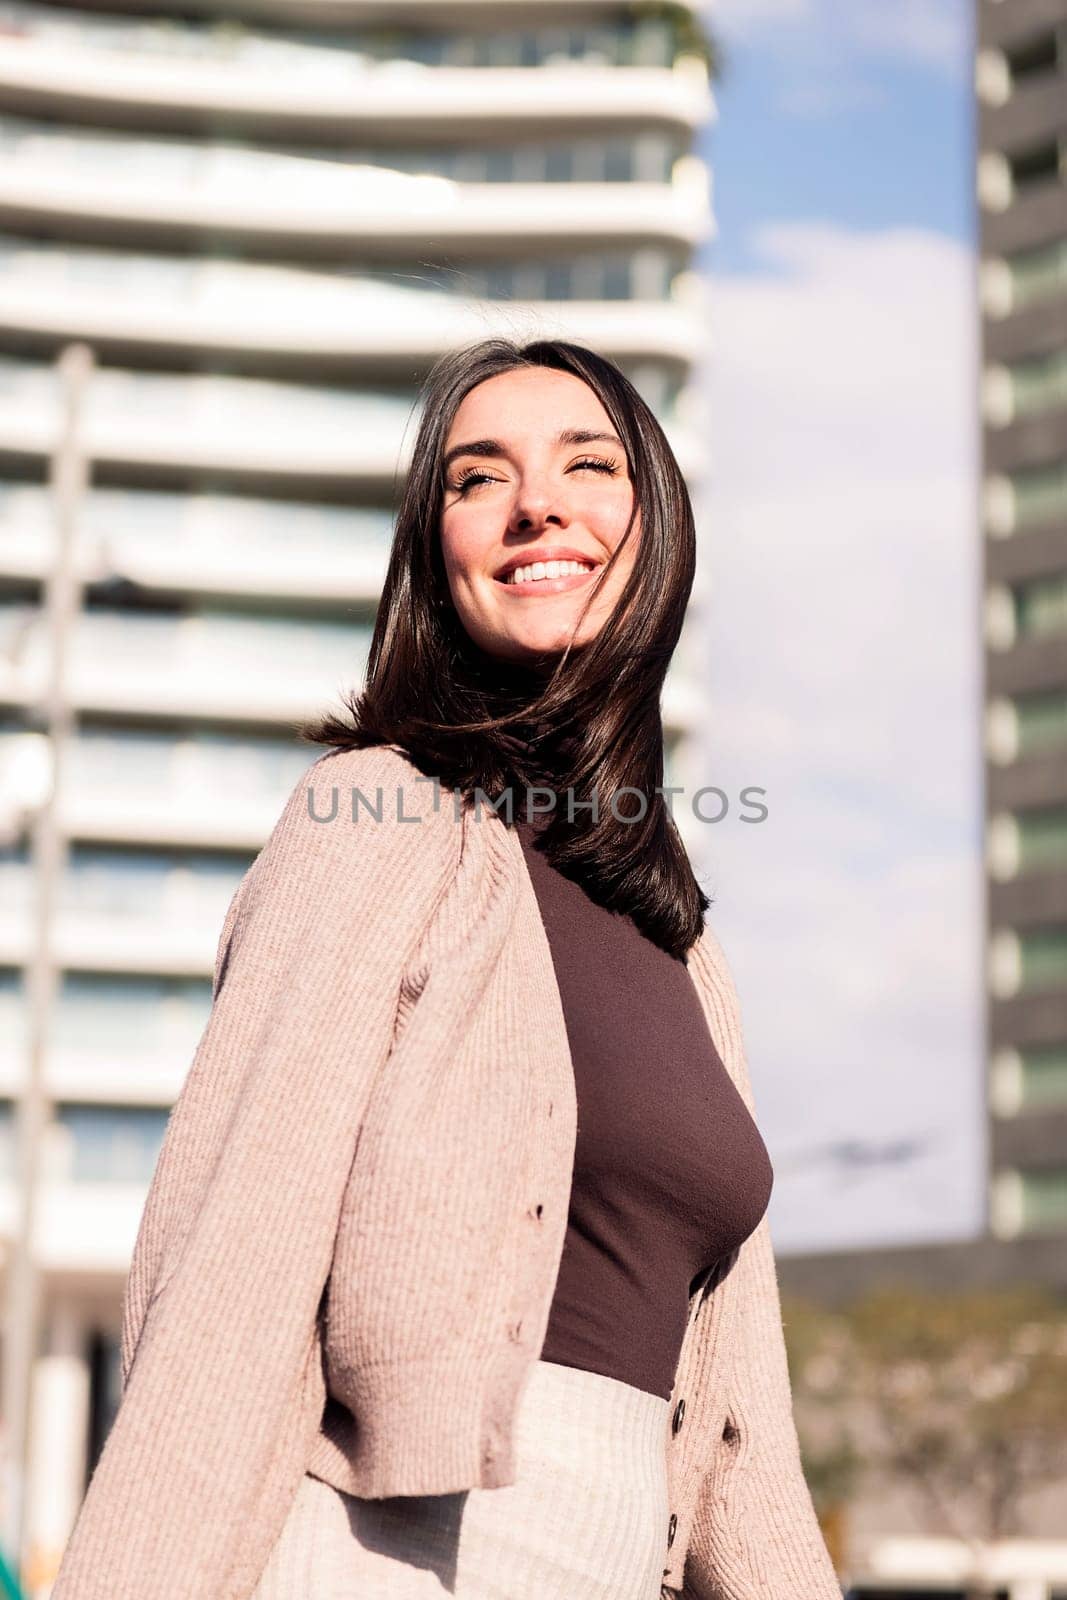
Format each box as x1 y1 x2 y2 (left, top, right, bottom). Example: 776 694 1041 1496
850 0 970 72
695 223 984 1254
708 0 811 31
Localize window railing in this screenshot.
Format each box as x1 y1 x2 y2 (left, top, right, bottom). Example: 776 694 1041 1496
0 112 680 189
0 2 682 72
0 233 681 305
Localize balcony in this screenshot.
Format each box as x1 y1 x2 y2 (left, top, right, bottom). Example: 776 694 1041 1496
983 402 1067 473
991 987 1067 1049
986 633 1067 696
989 868 1067 929
988 748 1067 810
979 1 1067 52
985 518 1067 583
0 601 374 724
982 178 1067 258
992 1104 1067 1171
0 972 209 1104
0 278 709 382
0 165 711 259
0 113 712 254
0 482 395 603
0 35 712 140
979 70 1067 155
0 1179 147 1274
984 296 1067 366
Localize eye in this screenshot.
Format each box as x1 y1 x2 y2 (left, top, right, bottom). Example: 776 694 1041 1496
447 454 623 496
449 466 502 495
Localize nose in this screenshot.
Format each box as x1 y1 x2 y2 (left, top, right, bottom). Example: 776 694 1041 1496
509 476 569 534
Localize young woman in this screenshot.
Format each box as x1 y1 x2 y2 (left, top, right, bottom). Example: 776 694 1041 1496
51 340 841 1600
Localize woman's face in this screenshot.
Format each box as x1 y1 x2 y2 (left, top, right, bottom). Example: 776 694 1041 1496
439 366 640 665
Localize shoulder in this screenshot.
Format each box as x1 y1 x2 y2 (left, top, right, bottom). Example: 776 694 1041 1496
251 743 463 905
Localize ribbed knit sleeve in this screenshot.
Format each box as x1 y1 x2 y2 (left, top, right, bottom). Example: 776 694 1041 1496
683 924 841 1600
50 744 460 1600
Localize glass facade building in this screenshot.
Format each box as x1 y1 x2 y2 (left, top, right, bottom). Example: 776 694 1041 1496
978 0 1067 1247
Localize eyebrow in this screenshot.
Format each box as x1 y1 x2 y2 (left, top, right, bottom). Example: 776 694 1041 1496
441 427 625 476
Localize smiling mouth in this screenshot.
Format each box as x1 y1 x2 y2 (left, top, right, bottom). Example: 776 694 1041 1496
496 559 602 594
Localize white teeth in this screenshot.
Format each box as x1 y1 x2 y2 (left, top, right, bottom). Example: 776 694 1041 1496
506 559 595 585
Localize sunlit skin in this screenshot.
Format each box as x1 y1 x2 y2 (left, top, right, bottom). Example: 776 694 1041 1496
439 368 640 666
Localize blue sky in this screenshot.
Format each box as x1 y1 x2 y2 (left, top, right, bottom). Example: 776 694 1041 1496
699 1 974 272
688 1 984 1254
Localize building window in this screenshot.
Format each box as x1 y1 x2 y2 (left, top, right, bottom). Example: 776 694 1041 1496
1020 1044 1067 1110
0 232 683 307
0 840 32 916
62 844 253 924
1008 348 1067 417
1019 928 1067 993
0 1098 14 1180
0 968 23 1064
1008 139 1061 194
1015 806 1067 872
1014 689 1067 756
1 6 685 73
70 724 317 804
1007 238 1067 310
52 973 212 1064
1020 1167 1067 1232
1015 572 1067 639
53 1104 170 1184
0 113 680 191
1009 461 1067 528
1005 29 1060 85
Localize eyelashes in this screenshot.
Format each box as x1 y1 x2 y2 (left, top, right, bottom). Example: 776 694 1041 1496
448 455 623 496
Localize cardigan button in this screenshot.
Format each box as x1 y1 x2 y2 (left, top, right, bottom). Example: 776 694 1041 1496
666 1513 677 1549
671 1398 686 1434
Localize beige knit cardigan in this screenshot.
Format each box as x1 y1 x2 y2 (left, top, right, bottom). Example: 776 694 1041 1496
51 742 840 1600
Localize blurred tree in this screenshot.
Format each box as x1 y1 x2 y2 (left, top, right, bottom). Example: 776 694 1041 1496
782 1284 1067 1600
781 1292 865 1572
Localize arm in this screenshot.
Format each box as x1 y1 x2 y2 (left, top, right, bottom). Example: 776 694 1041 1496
683 923 841 1599
51 745 460 1600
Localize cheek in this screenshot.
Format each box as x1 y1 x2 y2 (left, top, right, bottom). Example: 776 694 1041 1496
439 512 490 587
580 484 637 552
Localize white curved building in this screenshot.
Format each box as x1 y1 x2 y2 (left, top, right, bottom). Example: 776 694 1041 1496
0 3 715 1588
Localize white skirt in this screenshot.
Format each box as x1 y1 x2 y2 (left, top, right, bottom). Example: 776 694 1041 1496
250 1358 672 1599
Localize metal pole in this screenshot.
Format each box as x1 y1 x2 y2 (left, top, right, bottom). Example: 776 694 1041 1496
2 342 93 1586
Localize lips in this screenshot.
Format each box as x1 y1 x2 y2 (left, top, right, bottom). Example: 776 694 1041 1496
493 546 603 581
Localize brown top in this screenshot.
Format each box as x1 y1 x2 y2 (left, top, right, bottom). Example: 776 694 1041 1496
517 815 774 1401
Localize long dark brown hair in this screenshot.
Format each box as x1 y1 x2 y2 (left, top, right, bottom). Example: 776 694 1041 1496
298 337 710 958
